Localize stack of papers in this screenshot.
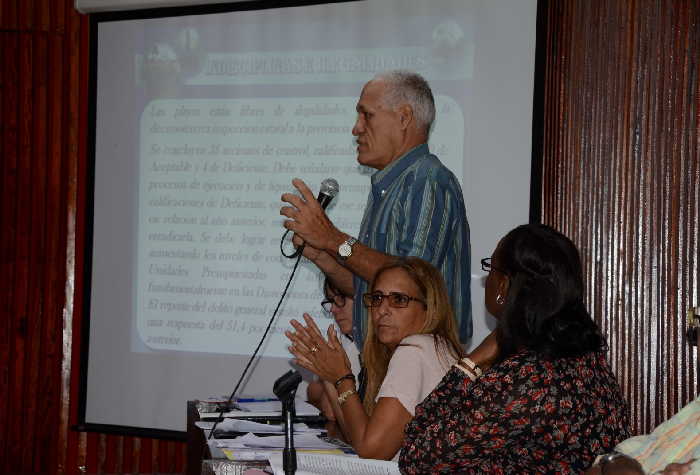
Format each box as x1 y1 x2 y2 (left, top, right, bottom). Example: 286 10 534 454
267 452 400 475
208 432 346 462
222 448 347 462
213 432 339 449
196 419 323 434
198 397 320 418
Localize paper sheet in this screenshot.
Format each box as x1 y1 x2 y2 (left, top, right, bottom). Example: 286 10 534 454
210 432 338 450
221 448 346 461
198 419 322 435
199 397 320 418
237 432 338 449
267 453 400 475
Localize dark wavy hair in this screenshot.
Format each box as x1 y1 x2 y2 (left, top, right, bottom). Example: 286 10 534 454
496 224 605 360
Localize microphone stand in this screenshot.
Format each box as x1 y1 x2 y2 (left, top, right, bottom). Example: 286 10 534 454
281 395 296 475
273 370 302 475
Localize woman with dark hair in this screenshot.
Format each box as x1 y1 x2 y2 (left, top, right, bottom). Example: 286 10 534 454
286 257 463 460
400 224 630 473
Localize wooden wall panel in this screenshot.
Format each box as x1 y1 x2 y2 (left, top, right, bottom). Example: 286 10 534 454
0 30 18 474
0 1 188 473
540 0 700 434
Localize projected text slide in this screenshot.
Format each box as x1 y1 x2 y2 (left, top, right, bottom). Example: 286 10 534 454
136 97 464 357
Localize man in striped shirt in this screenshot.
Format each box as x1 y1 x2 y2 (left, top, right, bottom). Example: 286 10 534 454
280 70 471 347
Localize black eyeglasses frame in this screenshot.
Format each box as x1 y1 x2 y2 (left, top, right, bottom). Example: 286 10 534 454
362 291 426 309
321 294 346 313
481 257 507 275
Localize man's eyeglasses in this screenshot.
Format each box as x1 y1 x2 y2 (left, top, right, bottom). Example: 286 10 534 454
481 258 506 275
362 291 426 309
321 294 346 313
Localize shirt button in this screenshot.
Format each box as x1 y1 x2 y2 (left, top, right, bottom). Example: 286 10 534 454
380 189 386 196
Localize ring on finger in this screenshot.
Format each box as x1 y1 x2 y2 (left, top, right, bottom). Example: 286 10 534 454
310 346 319 354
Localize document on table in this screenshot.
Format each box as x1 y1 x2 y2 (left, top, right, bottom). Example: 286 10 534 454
267 452 400 475
198 397 320 418
238 432 338 449
208 432 347 462
220 448 346 462
210 432 338 450
197 419 323 434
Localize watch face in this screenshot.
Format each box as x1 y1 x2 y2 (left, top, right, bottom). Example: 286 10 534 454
339 243 351 257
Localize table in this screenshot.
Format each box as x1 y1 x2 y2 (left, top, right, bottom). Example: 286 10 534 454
186 400 330 475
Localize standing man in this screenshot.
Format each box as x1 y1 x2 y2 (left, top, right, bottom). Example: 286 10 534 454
280 70 471 346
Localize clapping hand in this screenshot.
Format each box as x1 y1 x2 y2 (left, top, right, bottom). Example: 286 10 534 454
285 313 352 384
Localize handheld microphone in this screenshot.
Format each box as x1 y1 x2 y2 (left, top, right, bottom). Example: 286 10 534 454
317 177 340 209
281 178 340 259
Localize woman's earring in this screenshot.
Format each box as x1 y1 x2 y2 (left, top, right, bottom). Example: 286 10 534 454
496 294 505 305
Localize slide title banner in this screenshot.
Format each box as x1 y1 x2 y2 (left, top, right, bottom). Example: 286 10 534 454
189 46 473 84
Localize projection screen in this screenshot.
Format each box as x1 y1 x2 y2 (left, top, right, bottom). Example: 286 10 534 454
83 0 538 434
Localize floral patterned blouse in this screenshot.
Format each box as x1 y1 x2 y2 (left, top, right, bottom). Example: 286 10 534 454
399 350 630 474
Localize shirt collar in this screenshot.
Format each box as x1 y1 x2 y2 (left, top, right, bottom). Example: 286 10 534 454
370 143 428 201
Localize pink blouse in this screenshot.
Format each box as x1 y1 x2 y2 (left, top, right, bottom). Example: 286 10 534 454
376 334 456 416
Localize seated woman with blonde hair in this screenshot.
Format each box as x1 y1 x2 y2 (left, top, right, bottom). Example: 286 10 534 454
285 257 463 460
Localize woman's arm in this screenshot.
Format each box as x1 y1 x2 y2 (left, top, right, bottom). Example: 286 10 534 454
466 329 499 369
307 380 324 408
286 314 413 459
331 377 412 459
307 380 336 422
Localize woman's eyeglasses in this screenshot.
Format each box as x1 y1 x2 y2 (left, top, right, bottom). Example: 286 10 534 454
481 258 506 274
362 291 426 309
321 294 346 313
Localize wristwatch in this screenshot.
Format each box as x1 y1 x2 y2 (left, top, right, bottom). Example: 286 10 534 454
338 237 357 261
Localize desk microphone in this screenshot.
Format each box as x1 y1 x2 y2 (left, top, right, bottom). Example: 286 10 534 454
273 370 302 475
282 178 340 259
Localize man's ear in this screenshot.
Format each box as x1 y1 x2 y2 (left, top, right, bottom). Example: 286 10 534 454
398 104 414 130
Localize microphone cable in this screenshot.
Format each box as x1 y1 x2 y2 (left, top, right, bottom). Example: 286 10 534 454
209 178 338 438
280 177 339 259
280 229 303 258
208 250 304 439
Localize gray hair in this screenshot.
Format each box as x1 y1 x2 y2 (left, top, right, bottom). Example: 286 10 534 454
373 70 436 135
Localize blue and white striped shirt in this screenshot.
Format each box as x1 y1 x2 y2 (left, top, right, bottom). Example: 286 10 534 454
352 144 472 347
